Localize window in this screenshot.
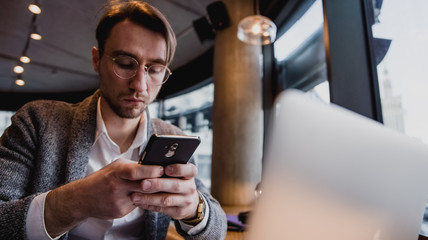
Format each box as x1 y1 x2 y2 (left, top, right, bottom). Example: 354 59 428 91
0 111 14 135
372 0 428 144
154 83 214 188
274 0 323 62
274 0 328 101
371 2 428 234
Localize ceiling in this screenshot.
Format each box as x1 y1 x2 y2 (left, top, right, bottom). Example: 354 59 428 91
0 0 216 93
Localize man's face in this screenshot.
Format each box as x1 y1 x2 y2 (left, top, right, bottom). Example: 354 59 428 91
92 20 167 119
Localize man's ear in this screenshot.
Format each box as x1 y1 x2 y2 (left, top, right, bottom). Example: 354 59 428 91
91 47 100 73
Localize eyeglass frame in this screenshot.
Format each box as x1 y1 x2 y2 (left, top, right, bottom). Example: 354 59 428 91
98 49 172 85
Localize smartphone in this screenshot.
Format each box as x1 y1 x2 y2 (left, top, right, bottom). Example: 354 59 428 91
138 134 201 167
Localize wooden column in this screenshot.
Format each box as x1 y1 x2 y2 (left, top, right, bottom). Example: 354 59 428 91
211 0 263 206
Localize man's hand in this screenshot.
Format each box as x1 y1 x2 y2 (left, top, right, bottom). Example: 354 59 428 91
130 163 200 221
44 158 164 238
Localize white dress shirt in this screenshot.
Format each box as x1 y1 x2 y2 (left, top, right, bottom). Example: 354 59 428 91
26 98 208 239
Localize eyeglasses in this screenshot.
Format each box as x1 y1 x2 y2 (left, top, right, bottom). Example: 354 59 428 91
103 52 172 85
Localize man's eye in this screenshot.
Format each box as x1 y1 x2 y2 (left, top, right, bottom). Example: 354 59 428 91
115 57 137 69
148 65 165 74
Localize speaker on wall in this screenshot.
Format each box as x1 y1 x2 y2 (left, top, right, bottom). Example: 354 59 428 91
193 16 215 43
206 1 230 30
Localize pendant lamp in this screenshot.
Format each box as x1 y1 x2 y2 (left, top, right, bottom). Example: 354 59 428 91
237 0 277 45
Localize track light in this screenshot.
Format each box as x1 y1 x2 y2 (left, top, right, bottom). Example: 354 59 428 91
16 1 41 86
20 56 31 63
15 74 25 86
13 65 24 74
28 3 42 14
30 22 42 40
31 30 42 40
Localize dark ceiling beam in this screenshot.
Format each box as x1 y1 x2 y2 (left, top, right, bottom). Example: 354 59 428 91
0 89 97 112
158 46 214 99
0 53 96 78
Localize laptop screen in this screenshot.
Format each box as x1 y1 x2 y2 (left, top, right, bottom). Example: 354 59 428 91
247 89 428 240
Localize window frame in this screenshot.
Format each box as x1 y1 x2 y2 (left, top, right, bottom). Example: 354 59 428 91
321 0 383 122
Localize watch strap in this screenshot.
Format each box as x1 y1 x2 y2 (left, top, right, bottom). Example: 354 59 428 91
181 191 206 226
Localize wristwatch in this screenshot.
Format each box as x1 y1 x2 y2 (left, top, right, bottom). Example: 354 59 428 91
182 191 206 225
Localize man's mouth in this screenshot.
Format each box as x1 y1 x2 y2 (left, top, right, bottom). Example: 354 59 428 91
124 97 143 103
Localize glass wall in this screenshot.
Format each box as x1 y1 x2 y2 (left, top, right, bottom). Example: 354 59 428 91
273 0 329 102
371 1 428 235
372 0 428 144
0 111 14 135
153 83 214 188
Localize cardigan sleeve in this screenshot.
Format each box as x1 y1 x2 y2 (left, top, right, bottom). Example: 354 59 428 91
0 102 46 240
0 98 84 240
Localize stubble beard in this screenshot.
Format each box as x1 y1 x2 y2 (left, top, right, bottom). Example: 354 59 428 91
103 92 147 119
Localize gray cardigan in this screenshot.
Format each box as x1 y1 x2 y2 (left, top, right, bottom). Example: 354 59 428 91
0 90 227 240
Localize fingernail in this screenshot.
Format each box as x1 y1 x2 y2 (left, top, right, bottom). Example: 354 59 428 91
166 166 173 175
159 167 165 175
133 194 141 203
142 180 152 190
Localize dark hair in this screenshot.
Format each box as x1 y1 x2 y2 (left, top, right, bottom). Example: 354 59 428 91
96 1 176 65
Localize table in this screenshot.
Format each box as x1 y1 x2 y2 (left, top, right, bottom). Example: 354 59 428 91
166 222 247 240
166 205 250 240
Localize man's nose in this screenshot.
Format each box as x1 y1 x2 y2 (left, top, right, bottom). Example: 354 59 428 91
129 67 148 92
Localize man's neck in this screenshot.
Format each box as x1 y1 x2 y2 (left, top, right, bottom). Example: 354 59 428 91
100 99 143 153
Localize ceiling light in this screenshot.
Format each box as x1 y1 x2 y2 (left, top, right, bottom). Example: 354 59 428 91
30 32 42 40
16 79 25 86
28 3 41 14
30 24 42 40
238 15 276 45
237 0 277 45
15 75 25 86
20 56 31 63
14 65 24 74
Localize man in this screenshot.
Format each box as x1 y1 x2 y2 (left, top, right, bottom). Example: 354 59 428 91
0 1 227 239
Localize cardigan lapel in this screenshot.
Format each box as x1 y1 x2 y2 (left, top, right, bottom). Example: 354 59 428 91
64 91 99 183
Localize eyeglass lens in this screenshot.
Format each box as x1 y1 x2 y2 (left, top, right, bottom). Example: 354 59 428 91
112 55 170 84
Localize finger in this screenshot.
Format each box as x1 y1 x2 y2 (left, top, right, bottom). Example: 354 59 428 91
165 163 198 179
132 192 188 207
131 193 192 219
139 177 196 194
113 159 164 180
120 179 147 194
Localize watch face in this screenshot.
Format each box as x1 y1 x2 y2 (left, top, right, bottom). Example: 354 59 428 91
197 201 205 218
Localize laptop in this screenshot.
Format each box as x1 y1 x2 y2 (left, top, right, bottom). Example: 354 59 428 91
246 89 428 240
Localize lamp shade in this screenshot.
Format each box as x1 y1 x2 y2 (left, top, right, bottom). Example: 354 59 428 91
237 15 277 45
